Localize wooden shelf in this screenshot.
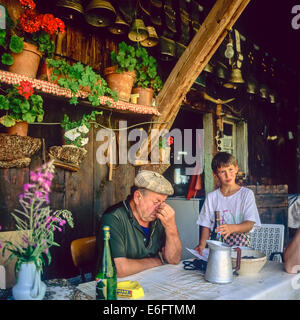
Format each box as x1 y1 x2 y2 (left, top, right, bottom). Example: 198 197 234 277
0 70 160 116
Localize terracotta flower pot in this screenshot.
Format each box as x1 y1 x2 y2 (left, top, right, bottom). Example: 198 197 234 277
132 87 154 106
104 65 135 102
9 42 42 79
7 121 29 137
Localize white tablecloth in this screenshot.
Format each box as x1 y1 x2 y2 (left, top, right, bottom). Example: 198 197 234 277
77 261 300 300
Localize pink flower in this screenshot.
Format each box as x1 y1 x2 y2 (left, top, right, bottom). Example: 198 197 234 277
34 191 43 198
22 234 29 244
23 183 32 192
19 193 25 200
45 248 49 254
59 219 66 226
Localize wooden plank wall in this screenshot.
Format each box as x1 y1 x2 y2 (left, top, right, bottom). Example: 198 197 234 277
0 0 138 279
248 184 289 245
0 95 140 280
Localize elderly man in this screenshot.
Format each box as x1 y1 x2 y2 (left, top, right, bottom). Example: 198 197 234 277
96 170 182 278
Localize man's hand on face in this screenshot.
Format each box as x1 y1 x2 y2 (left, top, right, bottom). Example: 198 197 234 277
156 203 176 229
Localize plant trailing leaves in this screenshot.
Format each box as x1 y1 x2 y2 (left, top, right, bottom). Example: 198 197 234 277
47 58 118 106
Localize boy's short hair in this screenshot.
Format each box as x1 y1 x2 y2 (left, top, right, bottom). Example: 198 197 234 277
211 152 238 173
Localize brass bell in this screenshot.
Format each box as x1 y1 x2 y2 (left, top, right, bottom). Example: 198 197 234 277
128 19 149 42
141 26 159 47
56 0 84 21
159 36 175 61
204 62 213 73
108 15 129 35
84 0 116 27
217 66 226 79
260 85 268 99
269 93 276 104
228 67 245 84
247 81 257 94
194 74 206 88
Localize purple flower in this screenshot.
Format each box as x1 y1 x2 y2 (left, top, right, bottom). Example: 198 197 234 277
22 234 29 244
44 193 49 204
19 193 25 200
42 180 51 192
45 172 54 180
34 191 43 198
59 219 66 226
23 183 32 192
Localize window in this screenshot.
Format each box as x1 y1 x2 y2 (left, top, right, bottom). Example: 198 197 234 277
216 116 248 175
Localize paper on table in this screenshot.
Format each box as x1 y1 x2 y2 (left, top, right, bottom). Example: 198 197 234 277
77 280 96 299
186 248 210 261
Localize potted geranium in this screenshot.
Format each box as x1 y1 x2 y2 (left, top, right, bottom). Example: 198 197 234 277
0 6 24 67
0 160 73 300
0 80 44 136
133 46 163 106
158 135 173 163
46 58 118 106
104 41 137 102
8 0 65 78
48 110 102 171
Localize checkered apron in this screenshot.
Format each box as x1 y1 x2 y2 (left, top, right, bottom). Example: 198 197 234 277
224 232 250 247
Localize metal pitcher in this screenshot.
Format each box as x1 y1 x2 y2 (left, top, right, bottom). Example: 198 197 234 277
204 240 241 284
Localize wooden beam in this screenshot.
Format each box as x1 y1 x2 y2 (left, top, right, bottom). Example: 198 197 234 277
139 0 250 159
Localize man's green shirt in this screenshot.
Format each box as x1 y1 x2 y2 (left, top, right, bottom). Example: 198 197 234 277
98 199 166 260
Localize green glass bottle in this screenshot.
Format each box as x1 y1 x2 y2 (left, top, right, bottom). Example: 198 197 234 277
95 225 117 300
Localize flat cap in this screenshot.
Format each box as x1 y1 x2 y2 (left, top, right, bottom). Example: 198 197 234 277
135 170 174 196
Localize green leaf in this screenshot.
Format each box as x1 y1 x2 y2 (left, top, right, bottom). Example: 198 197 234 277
0 95 9 110
22 112 36 123
1 52 14 65
9 35 24 53
0 30 6 47
0 115 16 127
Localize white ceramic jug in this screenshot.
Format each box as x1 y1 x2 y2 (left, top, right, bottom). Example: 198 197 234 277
12 262 46 300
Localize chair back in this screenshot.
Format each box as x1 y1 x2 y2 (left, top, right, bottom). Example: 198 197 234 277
250 224 284 262
70 236 97 282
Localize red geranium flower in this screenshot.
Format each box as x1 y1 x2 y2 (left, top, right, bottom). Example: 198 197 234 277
167 136 174 146
17 81 34 100
19 10 41 34
20 0 36 10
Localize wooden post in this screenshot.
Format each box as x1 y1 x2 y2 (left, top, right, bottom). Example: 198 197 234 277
139 0 251 159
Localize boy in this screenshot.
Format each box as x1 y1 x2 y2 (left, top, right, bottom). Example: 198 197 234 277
195 152 261 255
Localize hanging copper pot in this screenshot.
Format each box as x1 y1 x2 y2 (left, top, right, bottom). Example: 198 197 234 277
158 36 175 61
84 0 116 27
56 0 84 22
128 19 149 42
141 26 159 47
108 14 129 35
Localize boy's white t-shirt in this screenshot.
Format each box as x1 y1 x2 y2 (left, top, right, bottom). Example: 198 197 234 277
196 187 261 231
